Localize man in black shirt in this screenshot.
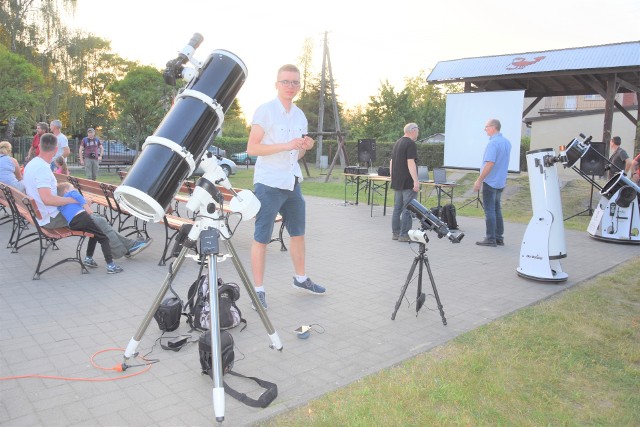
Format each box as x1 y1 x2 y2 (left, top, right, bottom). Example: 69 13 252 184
608 136 630 180
390 123 420 242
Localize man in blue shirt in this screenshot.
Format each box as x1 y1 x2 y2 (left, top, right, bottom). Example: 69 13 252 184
473 119 511 247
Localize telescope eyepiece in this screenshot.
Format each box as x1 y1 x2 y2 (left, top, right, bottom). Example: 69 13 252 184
188 33 204 50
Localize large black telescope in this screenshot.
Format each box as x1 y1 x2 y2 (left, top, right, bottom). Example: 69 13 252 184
115 43 247 222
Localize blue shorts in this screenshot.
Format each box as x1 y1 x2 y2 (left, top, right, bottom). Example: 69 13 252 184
253 182 305 244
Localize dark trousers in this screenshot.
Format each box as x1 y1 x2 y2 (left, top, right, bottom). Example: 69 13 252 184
68 212 113 263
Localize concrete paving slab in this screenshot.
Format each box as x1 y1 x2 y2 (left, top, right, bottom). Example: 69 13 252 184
0 194 637 426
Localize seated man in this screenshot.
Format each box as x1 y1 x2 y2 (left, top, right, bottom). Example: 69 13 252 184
57 182 123 274
23 133 152 259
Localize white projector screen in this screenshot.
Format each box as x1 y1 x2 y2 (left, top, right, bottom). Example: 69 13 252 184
444 91 523 172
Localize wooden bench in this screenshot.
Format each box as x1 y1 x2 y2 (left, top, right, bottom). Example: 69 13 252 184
117 171 287 266
0 187 14 226
0 183 27 248
0 183 95 280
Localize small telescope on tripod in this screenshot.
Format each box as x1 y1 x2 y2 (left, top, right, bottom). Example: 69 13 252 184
406 199 464 244
391 199 464 325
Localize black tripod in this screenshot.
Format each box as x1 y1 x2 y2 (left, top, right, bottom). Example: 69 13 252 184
564 173 597 220
459 190 484 211
391 232 447 325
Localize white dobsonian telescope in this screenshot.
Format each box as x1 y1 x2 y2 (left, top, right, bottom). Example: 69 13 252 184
556 133 640 244
587 171 640 243
517 148 568 282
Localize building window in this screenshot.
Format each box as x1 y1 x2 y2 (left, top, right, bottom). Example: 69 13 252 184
584 94 603 101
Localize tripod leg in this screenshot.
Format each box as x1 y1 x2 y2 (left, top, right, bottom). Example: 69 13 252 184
391 256 420 320
459 190 483 210
421 256 447 326
415 254 426 315
123 244 191 359
205 245 225 422
223 239 283 350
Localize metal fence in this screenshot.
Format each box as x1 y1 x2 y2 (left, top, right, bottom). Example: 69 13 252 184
7 137 137 167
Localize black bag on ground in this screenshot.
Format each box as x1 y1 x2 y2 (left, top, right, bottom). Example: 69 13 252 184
199 329 235 375
439 203 458 230
198 330 278 408
153 297 182 332
187 274 246 331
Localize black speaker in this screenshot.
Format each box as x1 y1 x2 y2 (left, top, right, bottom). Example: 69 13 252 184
580 142 605 176
358 139 376 163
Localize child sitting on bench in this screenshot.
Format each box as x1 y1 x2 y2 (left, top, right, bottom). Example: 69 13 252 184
56 182 124 274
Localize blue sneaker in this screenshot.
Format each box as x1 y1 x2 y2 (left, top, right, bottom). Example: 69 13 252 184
251 291 268 311
292 277 326 294
106 263 124 274
83 257 98 268
127 238 153 258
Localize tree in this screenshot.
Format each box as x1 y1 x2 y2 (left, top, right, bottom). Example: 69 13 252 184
357 80 413 141
403 71 449 138
298 37 314 96
0 45 45 138
344 71 455 142
109 66 168 148
61 33 135 134
221 100 248 138
0 0 76 55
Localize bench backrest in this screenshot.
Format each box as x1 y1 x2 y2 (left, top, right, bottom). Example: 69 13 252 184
4 184 43 221
71 176 104 195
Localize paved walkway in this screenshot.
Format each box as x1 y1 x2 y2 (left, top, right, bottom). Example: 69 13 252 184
0 195 637 426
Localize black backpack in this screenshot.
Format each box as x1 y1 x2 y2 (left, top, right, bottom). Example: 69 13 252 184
187 274 246 332
198 330 278 408
439 203 458 230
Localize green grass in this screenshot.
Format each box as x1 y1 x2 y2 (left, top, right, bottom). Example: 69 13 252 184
262 258 640 426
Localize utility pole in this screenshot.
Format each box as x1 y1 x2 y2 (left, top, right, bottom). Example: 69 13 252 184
315 31 348 182
315 32 327 167
326 39 346 168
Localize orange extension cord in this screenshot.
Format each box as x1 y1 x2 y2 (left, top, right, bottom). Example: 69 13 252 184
0 348 156 382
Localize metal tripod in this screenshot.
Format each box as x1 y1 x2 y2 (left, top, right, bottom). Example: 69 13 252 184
459 190 484 211
564 172 597 220
121 203 282 422
391 237 447 326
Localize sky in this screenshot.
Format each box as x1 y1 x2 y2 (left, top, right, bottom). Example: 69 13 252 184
65 0 640 119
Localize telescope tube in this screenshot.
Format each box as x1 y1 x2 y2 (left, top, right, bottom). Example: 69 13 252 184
115 50 247 222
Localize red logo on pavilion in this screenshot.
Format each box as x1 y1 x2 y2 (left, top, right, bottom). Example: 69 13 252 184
506 56 546 70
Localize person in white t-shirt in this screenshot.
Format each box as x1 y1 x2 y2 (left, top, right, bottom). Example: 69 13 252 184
49 119 70 171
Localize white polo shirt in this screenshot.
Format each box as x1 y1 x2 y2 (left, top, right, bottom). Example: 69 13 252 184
252 98 307 190
23 157 60 226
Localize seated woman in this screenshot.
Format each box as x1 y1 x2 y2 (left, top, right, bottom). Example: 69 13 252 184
0 141 26 192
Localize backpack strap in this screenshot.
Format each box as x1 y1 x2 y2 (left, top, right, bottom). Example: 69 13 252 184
224 371 278 408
